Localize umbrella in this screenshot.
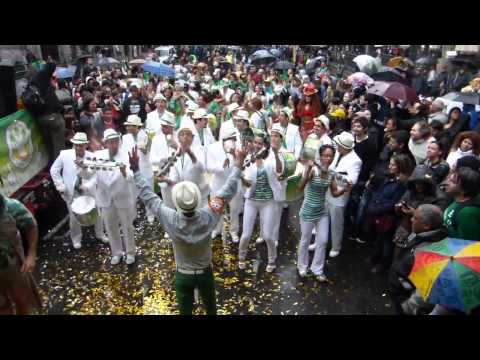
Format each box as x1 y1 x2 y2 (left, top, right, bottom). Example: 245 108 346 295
305 56 327 74
353 55 380 75
56 65 77 79
415 57 433 66
382 82 417 102
129 59 146 65
347 72 374 87
441 92 480 105
371 68 407 84
97 57 120 67
387 56 405 68
75 54 93 61
250 50 276 65
143 61 175 78
409 238 480 313
269 49 281 58
274 60 295 71
367 81 392 97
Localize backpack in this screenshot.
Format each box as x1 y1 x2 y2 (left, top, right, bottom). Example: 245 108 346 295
21 83 45 115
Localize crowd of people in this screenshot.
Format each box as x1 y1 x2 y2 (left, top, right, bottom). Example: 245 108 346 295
2 45 480 315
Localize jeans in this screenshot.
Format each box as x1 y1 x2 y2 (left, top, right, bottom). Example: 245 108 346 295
175 267 216 315
298 216 329 275
373 230 395 268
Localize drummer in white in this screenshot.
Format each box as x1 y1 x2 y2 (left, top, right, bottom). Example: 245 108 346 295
145 93 169 133
94 129 137 265
50 132 108 249
121 115 155 224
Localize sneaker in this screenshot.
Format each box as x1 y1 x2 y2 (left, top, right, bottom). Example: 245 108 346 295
73 242 81 249
238 261 246 270
298 269 307 278
329 250 340 258
230 232 239 243
111 256 122 265
125 255 136 265
308 243 316 252
211 231 219 240
147 215 155 224
97 235 109 244
349 235 366 244
256 237 264 244
164 232 170 239
266 264 276 273
315 274 328 283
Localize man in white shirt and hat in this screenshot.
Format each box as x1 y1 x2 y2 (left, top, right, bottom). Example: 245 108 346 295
206 129 243 243
94 129 137 265
145 93 169 133
276 107 302 159
121 115 155 224
191 108 216 151
326 131 362 258
50 132 108 249
179 100 199 130
219 103 241 142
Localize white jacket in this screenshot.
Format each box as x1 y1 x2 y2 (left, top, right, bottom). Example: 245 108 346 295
121 130 153 180
219 119 236 142
145 110 164 133
149 130 178 166
93 149 136 210
446 148 474 170
50 149 96 203
243 150 286 202
206 141 236 194
326 149 362 207
280 123 303 159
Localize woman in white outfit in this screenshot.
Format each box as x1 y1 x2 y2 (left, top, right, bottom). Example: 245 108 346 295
121 115 155 223
238 129 285 273
445 131 480 171
297 144 352 282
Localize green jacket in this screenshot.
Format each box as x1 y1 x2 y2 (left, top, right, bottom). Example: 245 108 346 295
444 195 480 241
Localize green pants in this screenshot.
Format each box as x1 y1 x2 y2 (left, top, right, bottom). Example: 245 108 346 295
175 267 217 315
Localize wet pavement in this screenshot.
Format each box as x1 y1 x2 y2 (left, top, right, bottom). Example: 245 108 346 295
35 201 395 315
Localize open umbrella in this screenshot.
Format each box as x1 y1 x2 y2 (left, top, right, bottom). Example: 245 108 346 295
415 57 433 66
441 92 480 105
269 49 281 58
383 82 417 102
143 61 175 78
367 81 392 97
56 65 77 79
371 68 407 83
347 72 374 87
353 55 380 75
409 238 480 313
275 60 295 71
97 57 120 67
129 59 146 65
250 50 276 65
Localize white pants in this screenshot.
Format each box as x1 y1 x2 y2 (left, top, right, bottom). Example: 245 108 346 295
102 206 135 257
272 201 285 244
298 216 329 275
160 187 174 209
239 199 278 265
67 202 105 246
328 203 345 252
214 190 244 236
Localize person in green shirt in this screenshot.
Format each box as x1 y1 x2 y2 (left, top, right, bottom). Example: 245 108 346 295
443 167 480 241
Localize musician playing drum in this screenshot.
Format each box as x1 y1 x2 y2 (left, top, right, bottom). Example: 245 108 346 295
50 132 108 249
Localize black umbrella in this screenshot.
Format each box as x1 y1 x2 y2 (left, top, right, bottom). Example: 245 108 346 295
250 50 276 65
442 92 480 105
269 49 281 58
371 68 407 84
305 56 327 74
75 54 93 62
274 60 295 70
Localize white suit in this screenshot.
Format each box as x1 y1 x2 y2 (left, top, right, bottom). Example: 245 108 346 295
206 141 244 238
94 148 137 257
219 119 236 142
191 126 216 155
121 130 153 189
149 130 177 209
280 123 303 159
145 110 165 133
50 149 104 246
326 149 362 252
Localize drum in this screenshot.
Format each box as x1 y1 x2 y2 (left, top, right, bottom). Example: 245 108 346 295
71 195 98 227
282 152 297 177
301 137 321 161
286 163 305 202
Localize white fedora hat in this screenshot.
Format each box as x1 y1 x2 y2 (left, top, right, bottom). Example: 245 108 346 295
159 111 176 127
192 108 208 120
153 93 166 102
124 114 143 127
172 181 202 213
316 115 330 131
103 129 121 142
70 132 89 145
333 131 355 150
233 109 250 122
269 123 285 138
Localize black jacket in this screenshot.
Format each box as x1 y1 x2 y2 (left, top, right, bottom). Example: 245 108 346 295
31 62 63 116
354 136 378 183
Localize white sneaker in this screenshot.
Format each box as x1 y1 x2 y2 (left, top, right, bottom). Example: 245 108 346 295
111 255 122 265
147 215 155 224
266 264 276 273
238 261 246 270
125 255 136 265
329 250 340 258
97 235 109 244
230 232 239 243
298 269 307 278
256 237 264 244
211 231 219 240
316 274 328 283
73 242 81 249
308 243 316 252
164 232 170 239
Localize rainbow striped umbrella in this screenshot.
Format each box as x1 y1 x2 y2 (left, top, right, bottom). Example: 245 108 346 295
409 238 480 313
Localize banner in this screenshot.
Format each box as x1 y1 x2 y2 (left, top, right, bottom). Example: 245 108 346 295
0 110 49 196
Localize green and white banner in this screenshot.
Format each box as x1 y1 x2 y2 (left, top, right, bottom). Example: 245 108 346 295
0 110 49 196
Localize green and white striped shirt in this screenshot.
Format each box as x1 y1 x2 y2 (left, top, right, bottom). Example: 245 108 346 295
252 166 274 201
299 169 333 222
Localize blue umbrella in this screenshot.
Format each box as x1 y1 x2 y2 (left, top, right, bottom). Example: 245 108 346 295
56 65 77 79
142 61 175 78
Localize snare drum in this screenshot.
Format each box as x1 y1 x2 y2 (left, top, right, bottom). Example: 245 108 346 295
282 151 297 178
301 137 321 161
71 195 98 227
286 163 305 202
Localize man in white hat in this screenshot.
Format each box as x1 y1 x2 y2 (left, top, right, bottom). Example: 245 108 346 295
50 132 108 249
122 115 155 224
191 108 216 151
94 129 137 265
187 81 199 102
326 131 362 258
179 100 199 130
206 129 243 243
219 103 241 142
128 142 248 315
146 93 169 133
276 108 303 159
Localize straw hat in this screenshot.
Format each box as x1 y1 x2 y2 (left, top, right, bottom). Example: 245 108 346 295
160 112 176 127
124 115 143 127
192 108 208 120
154 93 166 102
316 115 330 131
103 129 121 142
270 123 285 138
172 181 202 213
233 110 250 122
70 132 89 145
333 131 355 150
